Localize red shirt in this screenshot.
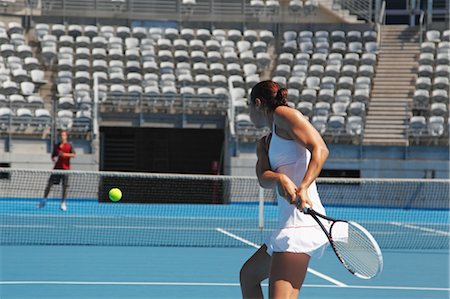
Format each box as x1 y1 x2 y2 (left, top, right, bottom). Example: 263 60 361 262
52 142 75 170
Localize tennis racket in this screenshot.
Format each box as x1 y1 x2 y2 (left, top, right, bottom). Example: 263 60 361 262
301 204 383 279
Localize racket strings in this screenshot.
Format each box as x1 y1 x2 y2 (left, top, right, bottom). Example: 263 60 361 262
332 222 382 279
336 227 380 277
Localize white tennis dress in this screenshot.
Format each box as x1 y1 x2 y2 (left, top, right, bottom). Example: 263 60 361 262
264 125 329 258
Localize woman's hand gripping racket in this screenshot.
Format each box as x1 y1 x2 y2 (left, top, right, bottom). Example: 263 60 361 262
300 203 383 279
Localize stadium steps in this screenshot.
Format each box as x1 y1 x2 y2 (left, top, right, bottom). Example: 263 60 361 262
279 0 363 23
26 28 54 110
365 125 405 131
21 27 53 111
316 0 364 23
362 25 420 147
261 44 277 81
39 71 54 110
364 129 405 135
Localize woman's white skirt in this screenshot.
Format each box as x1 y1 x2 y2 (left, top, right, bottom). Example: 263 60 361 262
265 225 329 258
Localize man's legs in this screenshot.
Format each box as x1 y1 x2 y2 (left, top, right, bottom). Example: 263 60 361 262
60 175 68 211
38 177 53 208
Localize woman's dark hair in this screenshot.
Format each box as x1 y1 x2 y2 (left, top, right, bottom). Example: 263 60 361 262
250 80 288 111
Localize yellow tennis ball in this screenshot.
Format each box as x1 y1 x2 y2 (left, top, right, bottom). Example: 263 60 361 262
109 188 122 202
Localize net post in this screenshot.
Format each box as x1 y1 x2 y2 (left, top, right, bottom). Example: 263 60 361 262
93 73 99 138
92 74 100 168
258 186 264 230
227 79 235 137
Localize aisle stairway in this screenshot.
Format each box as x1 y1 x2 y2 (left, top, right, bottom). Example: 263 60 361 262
363 25 420 146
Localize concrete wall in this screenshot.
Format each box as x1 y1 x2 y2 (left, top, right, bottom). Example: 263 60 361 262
228 144 450 179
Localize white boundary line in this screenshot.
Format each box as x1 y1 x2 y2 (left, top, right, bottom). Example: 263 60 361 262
2 211 450 227
0 281 448 292
216 228 260 248
1 224 449 233
390 222 450 236
215 227 348 287
0 225 55 228
0 225 263 232
0 213 259 221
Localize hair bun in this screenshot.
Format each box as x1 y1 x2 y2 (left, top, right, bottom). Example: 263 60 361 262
249 80 290 111
276 88 288 103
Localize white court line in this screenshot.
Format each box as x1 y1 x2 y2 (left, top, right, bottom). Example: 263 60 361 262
0 224 269 232
2 211 450 227
215 227 348 287
216 227 260 248
0 224 444 235
74 225 232 231
0 281 448 292
0 225 55 228
390 222 450 236
0 213 255 221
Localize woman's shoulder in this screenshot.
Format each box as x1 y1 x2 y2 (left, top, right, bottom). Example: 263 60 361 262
273 105 302 125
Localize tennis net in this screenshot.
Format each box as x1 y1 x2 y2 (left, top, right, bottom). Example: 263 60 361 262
0 168 448 249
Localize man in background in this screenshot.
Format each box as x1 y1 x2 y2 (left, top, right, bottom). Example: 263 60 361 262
37 130 76 211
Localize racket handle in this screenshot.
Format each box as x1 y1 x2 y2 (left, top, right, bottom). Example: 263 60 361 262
298 202 311 213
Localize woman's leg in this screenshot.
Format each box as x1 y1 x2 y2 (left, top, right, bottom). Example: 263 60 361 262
240 244 271 299
269 252 310 299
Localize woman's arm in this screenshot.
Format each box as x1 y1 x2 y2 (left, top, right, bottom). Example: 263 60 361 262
256 135 277 188
256 134 298 204
274 107 329 206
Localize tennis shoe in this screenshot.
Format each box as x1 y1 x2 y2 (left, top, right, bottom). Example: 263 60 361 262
60 202 67 212
37 200 46 209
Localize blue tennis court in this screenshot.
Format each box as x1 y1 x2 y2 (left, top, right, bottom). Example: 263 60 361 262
1 246 449 299
1 196 449 299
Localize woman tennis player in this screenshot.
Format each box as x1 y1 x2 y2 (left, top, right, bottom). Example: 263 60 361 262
240 80 330 299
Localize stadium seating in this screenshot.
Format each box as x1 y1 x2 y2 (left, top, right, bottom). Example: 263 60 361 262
267 28 377 142
34 24 274 120
409 29 449 144
0 22 52 136
1 22 383 144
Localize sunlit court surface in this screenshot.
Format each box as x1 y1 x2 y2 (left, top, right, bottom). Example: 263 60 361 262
1 246 449 299
1 170 449 299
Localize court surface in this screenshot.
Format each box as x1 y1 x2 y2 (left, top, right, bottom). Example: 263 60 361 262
1 199 449 299
1 246 449 299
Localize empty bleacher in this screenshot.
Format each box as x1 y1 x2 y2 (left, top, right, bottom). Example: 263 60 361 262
2 22 377 145
0 21 52 137
34 23 276 124
2 20 448 147
410 28 449 145
271 28 377 143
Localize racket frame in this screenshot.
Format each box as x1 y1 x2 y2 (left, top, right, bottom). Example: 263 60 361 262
304 207 383 279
